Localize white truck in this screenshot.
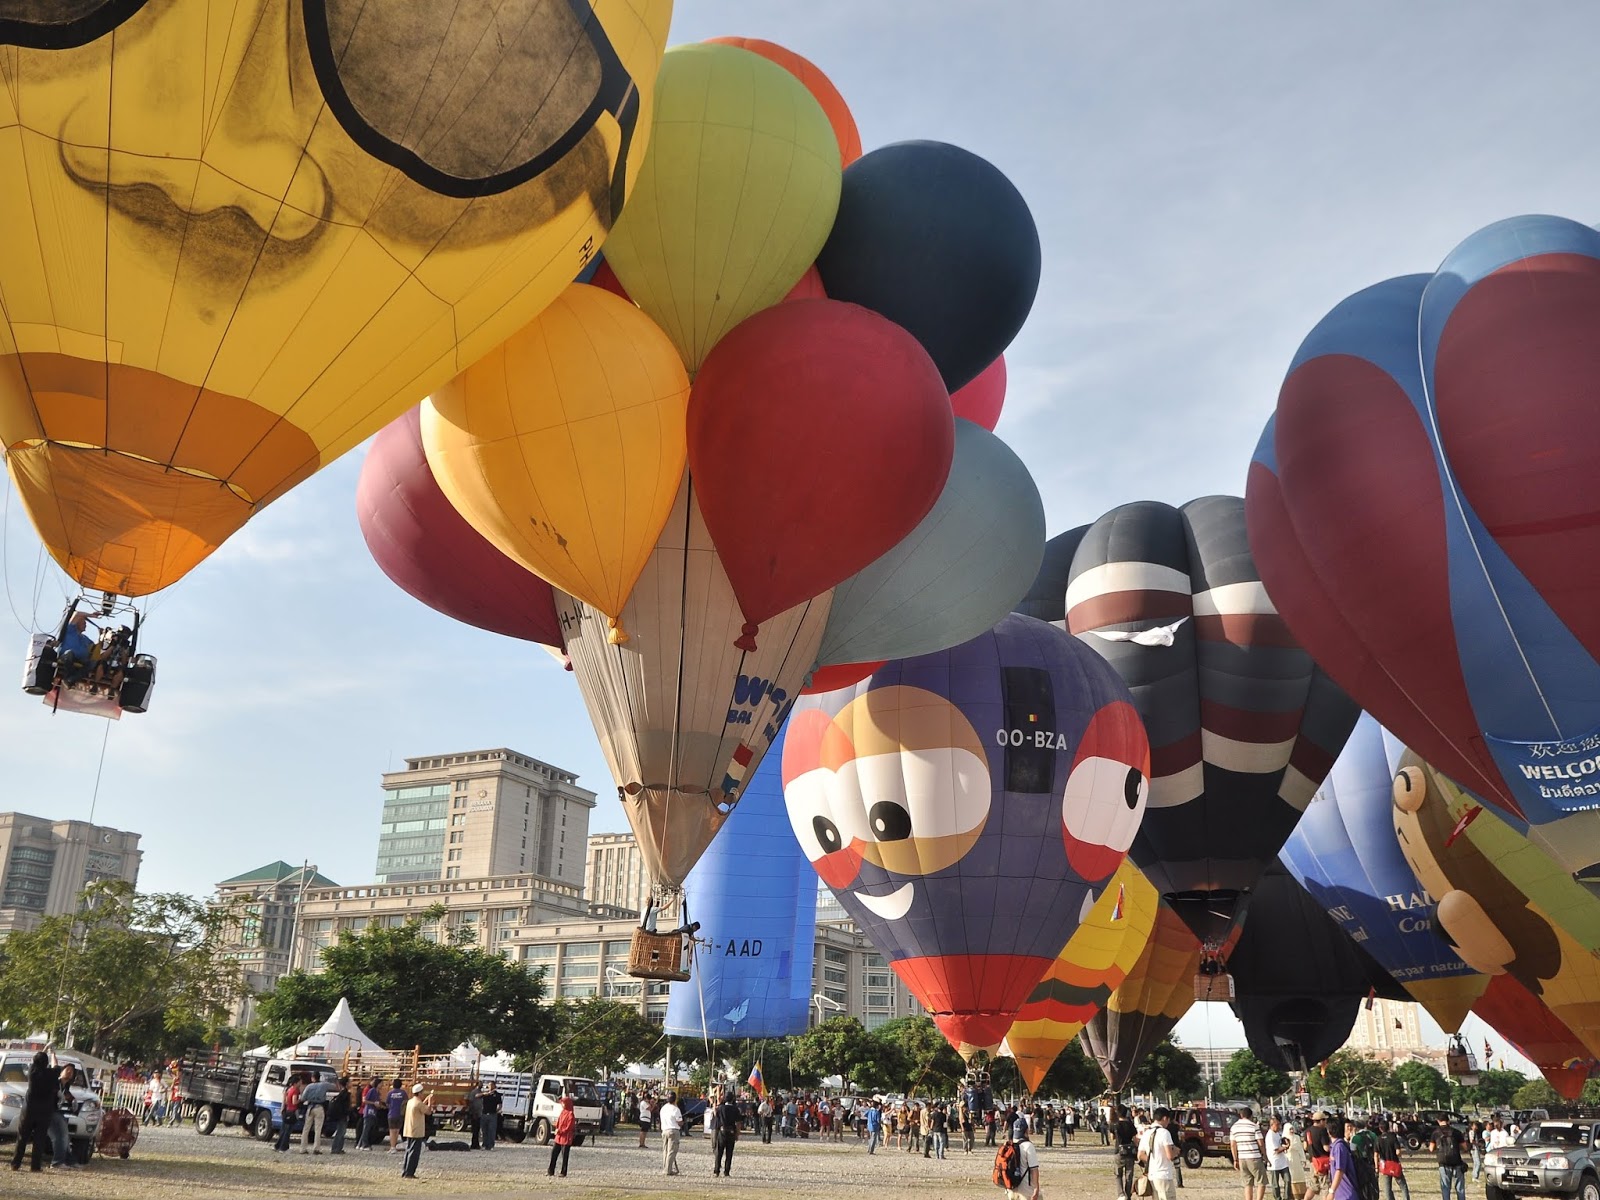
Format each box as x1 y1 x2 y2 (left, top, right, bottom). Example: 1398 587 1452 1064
525 1074 604 1145
177 1050 340 1139
0 1047 103 1164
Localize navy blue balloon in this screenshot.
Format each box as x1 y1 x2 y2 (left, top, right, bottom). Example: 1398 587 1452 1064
815 141 1041 393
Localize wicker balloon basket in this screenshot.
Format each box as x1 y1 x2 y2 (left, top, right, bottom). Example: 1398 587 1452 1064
628 929 690 981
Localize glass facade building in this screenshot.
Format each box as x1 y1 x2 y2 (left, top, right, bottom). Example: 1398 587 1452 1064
374 783 449 883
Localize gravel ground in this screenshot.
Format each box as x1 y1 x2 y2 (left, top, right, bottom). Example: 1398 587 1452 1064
0 1125 1246 1200
4 1126 1494 1200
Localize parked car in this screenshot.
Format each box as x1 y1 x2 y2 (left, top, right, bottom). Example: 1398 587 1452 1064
0 1046 102 1164
1176 1106 1240 1170
1483 1118 1600 1200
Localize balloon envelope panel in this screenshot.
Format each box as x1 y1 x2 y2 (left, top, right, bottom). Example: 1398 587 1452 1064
666 726 815 1038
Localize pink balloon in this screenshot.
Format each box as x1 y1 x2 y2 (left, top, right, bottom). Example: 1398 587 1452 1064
950 355 1006 430
357 407 563 647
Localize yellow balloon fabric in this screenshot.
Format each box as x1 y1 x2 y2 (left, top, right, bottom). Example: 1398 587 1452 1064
422 284 690 620
0 1 671 597
603 42 842 371
1004 863 1158 1094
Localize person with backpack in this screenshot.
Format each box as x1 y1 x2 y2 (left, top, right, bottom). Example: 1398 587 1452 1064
994 1119 1041 1200
1112 1105 1140 1200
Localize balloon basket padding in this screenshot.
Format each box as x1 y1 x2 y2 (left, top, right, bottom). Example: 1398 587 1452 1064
1193 972 1235 1002
628 930 690 981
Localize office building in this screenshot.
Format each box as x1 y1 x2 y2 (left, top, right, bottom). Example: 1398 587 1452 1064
375 749 596 886
810 919 925 1030
0 812 141 937
213 861 339 1025
1345 998 1429 1055
584 832 651 917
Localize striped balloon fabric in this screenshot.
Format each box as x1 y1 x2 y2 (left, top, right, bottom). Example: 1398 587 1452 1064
1017 496 1359 945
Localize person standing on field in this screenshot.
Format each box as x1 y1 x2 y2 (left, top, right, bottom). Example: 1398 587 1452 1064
659 1091 683 1176
1232 1106 1268 1200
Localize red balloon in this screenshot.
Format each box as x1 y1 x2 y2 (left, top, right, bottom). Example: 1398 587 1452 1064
357 407 563 646
688 300 954 646
801 660 884 694
950 354 1006 430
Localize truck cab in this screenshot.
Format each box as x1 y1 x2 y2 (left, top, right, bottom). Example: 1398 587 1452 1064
252 1059 342 1140
529 1075 603 1145
0 1049 103 1163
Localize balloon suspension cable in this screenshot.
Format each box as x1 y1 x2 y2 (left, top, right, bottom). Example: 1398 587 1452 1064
49 719 112 1042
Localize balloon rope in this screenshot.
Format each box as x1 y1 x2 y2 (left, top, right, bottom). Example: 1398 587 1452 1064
657 479 695 906
49 720 112 1042
1 469 33 636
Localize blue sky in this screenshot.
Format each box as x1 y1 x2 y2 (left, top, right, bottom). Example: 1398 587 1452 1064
6 1 1597 1069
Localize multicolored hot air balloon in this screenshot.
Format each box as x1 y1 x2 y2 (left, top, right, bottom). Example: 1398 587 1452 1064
1246 215 1600 888
1019 496 1360 944
0 1 670 599
1228 864 1406 1072
1002 862 1158 1093
1392 754 1600 1060
1078 903 1210 1092
665 726 817 1039
1473 973 1597 1100
1279 715 1486 1030
783 613 1150 1056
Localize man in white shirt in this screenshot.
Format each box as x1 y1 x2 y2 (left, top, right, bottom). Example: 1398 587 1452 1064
1004 1120 1042 1200
1144 1107 1181 1200
1264 1116 1292 1200
1231 1106 1267 1200
659 1092 684 1176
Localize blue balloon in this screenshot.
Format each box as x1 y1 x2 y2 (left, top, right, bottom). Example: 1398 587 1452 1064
665 726 816 1038
1279 714 1483 1029
815 141 1041 392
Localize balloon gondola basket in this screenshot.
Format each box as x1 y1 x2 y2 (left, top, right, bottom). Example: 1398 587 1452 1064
1194 970 1235 1002
628 929 690 982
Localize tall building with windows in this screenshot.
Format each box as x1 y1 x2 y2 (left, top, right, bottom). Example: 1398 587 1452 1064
376 749 596 886
1345 997 1428 1055
213 861 339 1024
583 832 651 916
0 812 141 937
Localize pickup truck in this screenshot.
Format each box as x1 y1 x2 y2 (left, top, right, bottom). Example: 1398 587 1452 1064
1484 1119 1600 1200
0 1048 103 1163
1176 1106 1240 1170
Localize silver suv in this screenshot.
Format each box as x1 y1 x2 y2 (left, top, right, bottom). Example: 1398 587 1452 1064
0 1050 104 1164
1485 1120 1600 1200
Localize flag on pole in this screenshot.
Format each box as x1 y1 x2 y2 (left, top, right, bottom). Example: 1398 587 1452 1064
748 1062 766 1100
1111 884 1126 922
1445 804 1483 848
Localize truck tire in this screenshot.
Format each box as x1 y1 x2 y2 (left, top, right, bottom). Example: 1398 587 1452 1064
194 1104 219 1135
1405 1134 1422 1152
449 1113 471 1133
254 1110 277 1141
506 1121 527 1144
1182 1142 1203 1170
72 1138 94 1165
534 1118 552 1145
1580 1173 1600 1200
241 1108 258 1137
574 1133 586 1147
1484 1183 1505 1200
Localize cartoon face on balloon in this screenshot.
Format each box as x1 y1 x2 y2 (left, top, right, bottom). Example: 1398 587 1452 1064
782 619 1149 970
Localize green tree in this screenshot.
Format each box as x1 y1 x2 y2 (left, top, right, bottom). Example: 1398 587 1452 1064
535 998 661 1078
1511 1079 1561 1110
256 907 555 1055
1218 1048 1291 1105
1469 1068 1528 1109
1130 1037 1203 1099
0 881 241 1056
1579 1078 1600 1106
1387 1061 1450 1107
1318 1051 1392 1110
789 1016 878 1088
872 1016 967 1095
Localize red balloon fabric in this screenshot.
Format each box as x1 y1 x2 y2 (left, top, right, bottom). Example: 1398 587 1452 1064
783 264 826 304
357 406 563 646
801 660 884 694
588 256 632 303
687 300 955 645
950 354 1006 430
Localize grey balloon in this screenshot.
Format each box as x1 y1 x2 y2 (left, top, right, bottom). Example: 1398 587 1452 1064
814 418 1046 667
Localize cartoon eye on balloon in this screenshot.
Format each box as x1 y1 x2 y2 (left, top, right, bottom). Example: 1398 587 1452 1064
784 685 993 891
1061 702 1149 882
